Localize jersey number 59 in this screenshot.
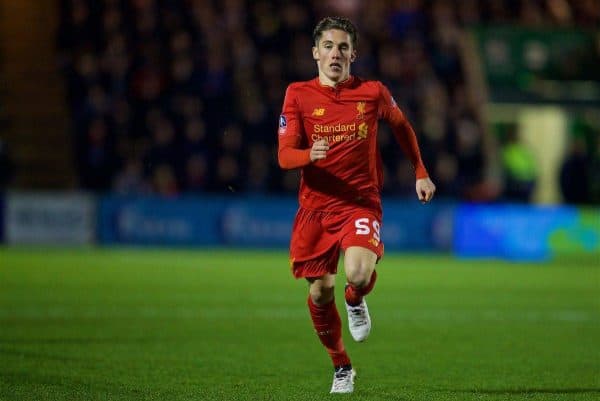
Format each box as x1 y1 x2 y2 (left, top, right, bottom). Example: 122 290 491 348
354 218 381 242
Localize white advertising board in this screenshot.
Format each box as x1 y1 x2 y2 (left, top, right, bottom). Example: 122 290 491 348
5 192 95 244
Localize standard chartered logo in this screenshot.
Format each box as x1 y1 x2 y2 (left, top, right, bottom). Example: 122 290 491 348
314 122 356 133
312 122 369 143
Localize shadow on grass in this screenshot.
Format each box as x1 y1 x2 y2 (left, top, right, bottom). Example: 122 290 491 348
0 370 150 399
0 337 157 345
0 347 99 363
436 387 600 395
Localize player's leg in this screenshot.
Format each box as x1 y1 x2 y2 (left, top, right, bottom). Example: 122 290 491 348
344 246 378 292
343 246 378 341
290 207 355 392
306 273 349 366
306 274 355 393
339 210 383 342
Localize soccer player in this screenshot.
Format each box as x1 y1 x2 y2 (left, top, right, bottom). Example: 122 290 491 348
277 17 435 393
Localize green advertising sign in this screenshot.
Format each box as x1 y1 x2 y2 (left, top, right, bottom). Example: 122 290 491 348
473 27 600 104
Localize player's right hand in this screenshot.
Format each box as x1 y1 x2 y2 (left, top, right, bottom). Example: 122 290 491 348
416 177 436 204
310 139 329 162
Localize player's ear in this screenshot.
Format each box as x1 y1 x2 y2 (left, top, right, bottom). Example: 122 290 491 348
350 49 357 63
312 46 319 60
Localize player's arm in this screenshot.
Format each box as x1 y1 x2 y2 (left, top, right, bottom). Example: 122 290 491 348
277 86 329 169
278 137 330 169
378 83 436 203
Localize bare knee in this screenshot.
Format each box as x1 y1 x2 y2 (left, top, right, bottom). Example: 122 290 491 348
308 278 335 305
310 284 334 305
344 247 377 288
346 266 373 288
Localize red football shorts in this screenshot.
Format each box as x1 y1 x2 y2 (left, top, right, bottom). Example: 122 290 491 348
289 206 384 278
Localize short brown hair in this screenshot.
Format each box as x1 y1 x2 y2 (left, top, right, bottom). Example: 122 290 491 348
312 16 358 48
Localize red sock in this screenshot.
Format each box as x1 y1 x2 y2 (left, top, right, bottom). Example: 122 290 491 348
345 270 378 306
307 295 351 367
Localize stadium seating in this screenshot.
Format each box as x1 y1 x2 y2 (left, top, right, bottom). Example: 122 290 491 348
56 0 599 202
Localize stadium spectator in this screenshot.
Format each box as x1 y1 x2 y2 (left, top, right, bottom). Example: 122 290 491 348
183 153 209 193
500 127 538 202
112 156 150 195
76 116 117 191
0 139 14 189
143 111 179 176
277 17 434 393
244 142 273 192
151 163 179 197
560 136 591 204
591 140 600 204
180 116 207 157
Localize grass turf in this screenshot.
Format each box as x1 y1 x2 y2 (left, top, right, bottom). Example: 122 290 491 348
0 247 598 401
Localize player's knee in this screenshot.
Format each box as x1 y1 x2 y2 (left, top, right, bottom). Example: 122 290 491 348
346 264 374 288
309 285 335 305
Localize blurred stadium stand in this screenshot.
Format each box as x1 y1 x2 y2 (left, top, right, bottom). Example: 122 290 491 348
0 0 597 258
0 0 598 205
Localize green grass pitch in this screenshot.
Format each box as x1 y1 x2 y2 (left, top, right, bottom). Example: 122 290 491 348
0 247 598 401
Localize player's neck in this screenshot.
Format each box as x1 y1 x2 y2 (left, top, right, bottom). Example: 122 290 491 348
318 73 352 88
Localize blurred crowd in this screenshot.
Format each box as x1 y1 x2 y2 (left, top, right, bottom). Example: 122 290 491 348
57 0 600 201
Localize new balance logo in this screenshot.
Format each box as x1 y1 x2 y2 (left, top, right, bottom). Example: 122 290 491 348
312 108 325 116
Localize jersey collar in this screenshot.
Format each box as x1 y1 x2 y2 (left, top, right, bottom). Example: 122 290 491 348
315 75 356 92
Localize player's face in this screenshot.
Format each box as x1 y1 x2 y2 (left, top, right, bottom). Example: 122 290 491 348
313 29 356 86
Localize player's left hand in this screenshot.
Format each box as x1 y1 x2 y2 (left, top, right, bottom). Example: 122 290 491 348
416 177 436 204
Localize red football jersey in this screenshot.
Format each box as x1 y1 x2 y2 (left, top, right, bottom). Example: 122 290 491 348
278 76 428 212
